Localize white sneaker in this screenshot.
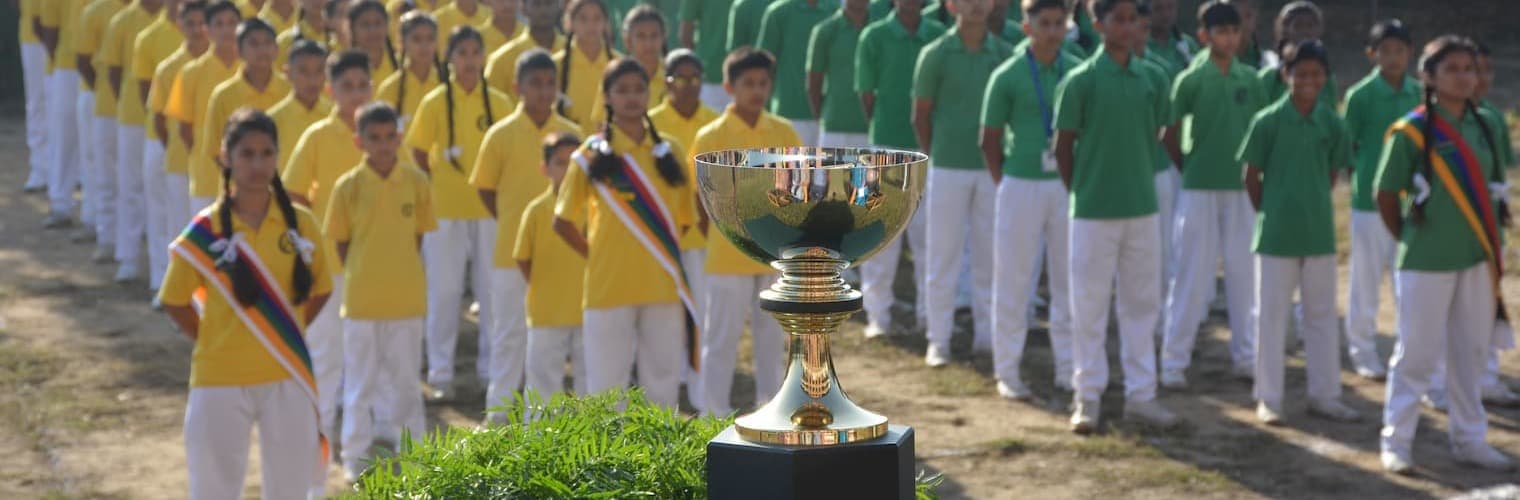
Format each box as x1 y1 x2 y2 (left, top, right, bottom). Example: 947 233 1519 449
996 379 1034 401
1481 384 1520 408
1381 449 1414 474
91 244 114 263
1421 391 1448 412
1307 398 1361 422
1453 443 1515 471
1231 363 1254 381
113 265 141 283
863 322 888 339
1160 370 1188 390
1070 399 1099 434
1256 401 1282 425
1351 352 1388 381
924 343 951 367
1124 399 1179 428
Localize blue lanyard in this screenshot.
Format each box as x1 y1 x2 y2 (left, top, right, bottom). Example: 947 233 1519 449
1027 48 1061 139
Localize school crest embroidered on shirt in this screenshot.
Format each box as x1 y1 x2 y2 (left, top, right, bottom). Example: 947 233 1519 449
401 203 414 217
278 232 296 255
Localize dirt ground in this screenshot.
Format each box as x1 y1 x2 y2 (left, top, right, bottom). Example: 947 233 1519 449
3 107 1520 500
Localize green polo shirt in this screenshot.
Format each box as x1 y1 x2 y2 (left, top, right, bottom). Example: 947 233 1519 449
868 0 892 19
808 9 876 133
681 0 734 84
982 41 1081 180
1341 70 1421 211
1239 97 1351 256
1171 49 1267 190
727 0 776 51
855 14 946 149
1138 51 1175 173
1146 30 1200 77
757 0 838 120
1259 64 1338 108
913 26 1014 169
1480 99 1517 168
1238 38 1265 69
1375 106 1503 271
1054 50 1168 219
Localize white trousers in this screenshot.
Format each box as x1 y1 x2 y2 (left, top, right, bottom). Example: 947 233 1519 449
423 218 496 387
143 140 169 287
341 318 426 469
1254 255 1341 407
184 379 318 500
93 116 119 248
21 42 47 189
817 131 869 149
524 326 586 401
307 276 344 445
116 125 147 265
46 70 80 215
1069 215 1162 403
700 273 785 415
1382 264 1493 455
1154 168 1181 295
583 303 685 408
991 178 1072 387
699 83 731 112
164 173 193 233
1163 189 1256 373
1346 209 1397 363
77 91 98 226
681 249 709 409
791 119 820 147
925 168 995 349
484 267 529 418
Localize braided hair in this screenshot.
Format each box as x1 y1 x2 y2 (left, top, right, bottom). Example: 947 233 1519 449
442 25 496 171
348 0 400 75
558 0 614 119
217 108 315 306
587 58 684 187
1410 35 1506 226
396 10 440 119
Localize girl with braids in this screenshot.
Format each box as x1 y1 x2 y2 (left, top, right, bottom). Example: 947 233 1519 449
347 0 401 86
555 0 619 132
404 25 514 400
1375 35 1515 474
553 58 698 410
376 10 443 132
587 4 667 126
275 0 334 68
159 108 332 499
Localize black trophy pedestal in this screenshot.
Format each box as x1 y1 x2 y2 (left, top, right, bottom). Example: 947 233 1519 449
706 425 915 500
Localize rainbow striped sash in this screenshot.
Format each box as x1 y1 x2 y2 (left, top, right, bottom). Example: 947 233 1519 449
573 137 701 370
169 211 331 467
1390 106 1508 318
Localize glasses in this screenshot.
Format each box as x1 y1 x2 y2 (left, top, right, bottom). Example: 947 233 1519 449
667 75 702 88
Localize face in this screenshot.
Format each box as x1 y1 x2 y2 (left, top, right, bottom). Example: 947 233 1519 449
404 24 439 65
1235 0 1257 35
606 71 650 122
545 144 573 188
524 0 562 28
568 3 608 42
1429 51 1479 102
1202 25 1242 58
1023 6 1067 48
1150 0 1177 31
1284 59 1326 103
179 10 209 48
517 67 558 112
1281 12 1322 44
726 68 772 114
223 131 279 193
844 0 869 11
666 61 702 103
357 120 402 164
350 9 389 49
209 11 240 48
624 20 664 62
486 0 522 20
949 0 991 25
332 67 375 112
1094 1 1142 52
240 30 278 70
288 54 327 99
449 38 486 81
1477 55 1494 98
1369 39 1411 79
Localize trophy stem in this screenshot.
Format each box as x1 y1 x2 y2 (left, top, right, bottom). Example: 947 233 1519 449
733 258 889 446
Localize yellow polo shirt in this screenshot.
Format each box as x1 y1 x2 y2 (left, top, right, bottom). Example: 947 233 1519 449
375 66 442 131
432 2 490 50
39 0 85 72
78 0 125 95
649 100 719 251
257 1 299 35
134 16 183 139
19 0 39 45
268 94 334 169
99 2 158 123
484 30 564 98
191 72 293 198
149 48 197 174
403 79 513 219
693 108 803 275
554 130 696 309
281 113 365 275
165 53 239 183
235 0 261 19
326 162 437 319
157 200 332 387
514 188 585 328
479 19 524 56
275 19 337 69
468 105 580 267
552 39 618 131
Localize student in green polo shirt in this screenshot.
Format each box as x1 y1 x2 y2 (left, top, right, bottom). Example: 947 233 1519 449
1053 0 1177 434
980 0 1080 401
679 0 734 109
1341 18 1417 382
757 0 836 145
725 0 774 51
808 0 876 148
1144 0 1197 76
912 0 1012 368
1256 1 1335 105
854 0 943 339
1376 35 1514 474
1240 39 1359 427
1159 0 1266 391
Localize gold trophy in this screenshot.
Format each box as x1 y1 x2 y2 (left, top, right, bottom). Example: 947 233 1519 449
694 147 928 447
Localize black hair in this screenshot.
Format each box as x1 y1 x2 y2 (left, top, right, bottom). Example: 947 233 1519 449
441 25 496 171
348 0 400 74
396 11 440 119
1023 0 1067 17
218 108 314 306
237 17 278 48
664 47 701 76
1091 0 1137 22
180 0 209 19
542 132 583 163
288 38 329 66
588 58 684 186
1367 18 1411 49
327 49 371 80
723 46 775 84
356 101 400 133
1197 0 1240 30
621 4 668 55
1281 38 1328 72
205 0 243 24
1409 35 1505 227
515 47 558 84
559 0 615 120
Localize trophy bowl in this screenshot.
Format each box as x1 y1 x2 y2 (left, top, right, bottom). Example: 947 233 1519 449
694 147 928 446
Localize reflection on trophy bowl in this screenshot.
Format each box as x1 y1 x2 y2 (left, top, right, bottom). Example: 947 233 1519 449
694 147 928 446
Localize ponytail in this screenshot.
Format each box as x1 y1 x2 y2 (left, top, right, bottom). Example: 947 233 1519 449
644 112 684 186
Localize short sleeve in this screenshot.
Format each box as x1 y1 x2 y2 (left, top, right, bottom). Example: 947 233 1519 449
725 2 747 50
555 151 591 226
1052 71 1084 132
282 128 319 194
1341 87 1366 140
980 66 1012 128
854 29 878 93
165 70 193 123
323 179 352 242
198 93 226 162
485 49 512 94
1374 128 1418 193
806 20 830 75
469 127 504 190
513 208 536 262
414 174 438 233
132 35 157 80
156 251 203 307
405 94 440 154
1237 112 1270 168
911 44 941 101
97 23 122 67
1169 71 1195 125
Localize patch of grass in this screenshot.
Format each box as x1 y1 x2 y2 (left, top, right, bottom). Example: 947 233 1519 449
925 366 994 398
977 437 1032 457
1065 433 1163 460
1094 462 1237 493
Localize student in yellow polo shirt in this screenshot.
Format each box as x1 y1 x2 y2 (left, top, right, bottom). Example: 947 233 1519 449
150 1 211 274
554 0 617 131
157 108 332 500
483 0 563 97
376 11 442 132
554 58 698 410
188 19 292 215
37 0 87 229
404 26 514 399
268 40 333 170
468 48 579 420
165 2 244 212
586 5 666 128
479 0 525 54
348 0 400 86
134 0 187 290
101 0 170 283
74 0 131 253
326 102 438 483
515 132 588 413
690 48 799 416
433 0 490 52
255 0 297 33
